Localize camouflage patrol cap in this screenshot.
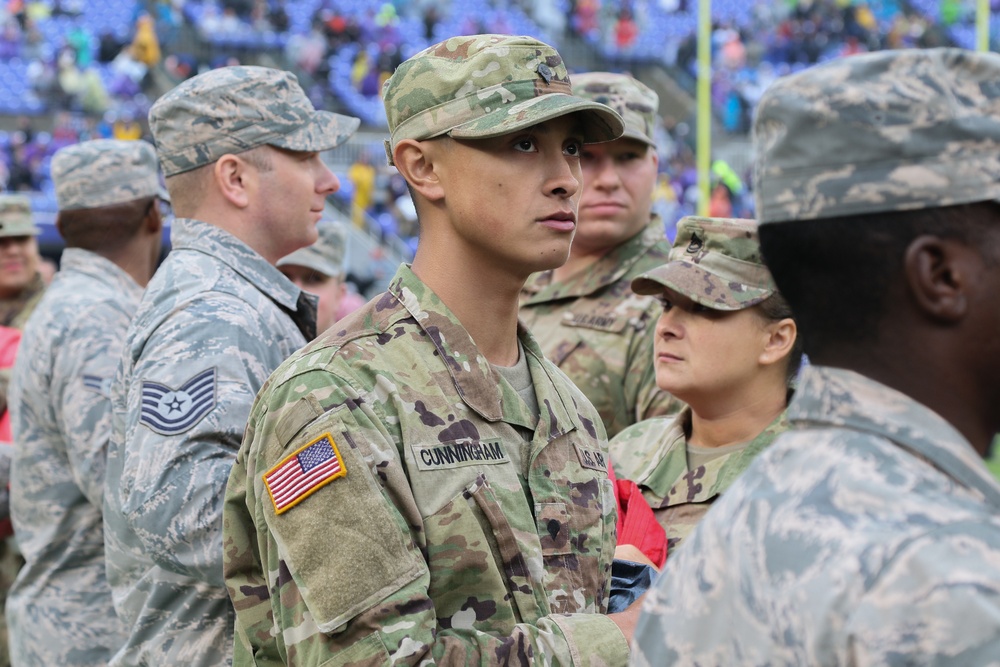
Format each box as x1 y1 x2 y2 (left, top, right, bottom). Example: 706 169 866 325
631 216 776 310
277 220 346 278
149 65 361 177
572 72 659 146
381 34 625 165
52 139 170 211
754 48 1000 224
0 194 38 238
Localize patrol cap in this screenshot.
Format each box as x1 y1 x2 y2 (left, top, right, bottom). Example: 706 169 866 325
0 194 39 238
754 47 1000 224
572 72 659 146
277 220 346 278
52 139 170 211
631 216 776 310
150 65 361 177
381 34 625 165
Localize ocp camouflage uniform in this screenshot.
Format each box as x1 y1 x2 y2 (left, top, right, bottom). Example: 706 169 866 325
631 367 1000 665
610 407 788 551
519 217 682 438
103 218 317 666
7 249 137 665
225 265 627 665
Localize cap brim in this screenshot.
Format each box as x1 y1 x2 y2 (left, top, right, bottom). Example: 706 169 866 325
271 110 361 153
631 261 773 311
447 93 624 144
277 247 341 277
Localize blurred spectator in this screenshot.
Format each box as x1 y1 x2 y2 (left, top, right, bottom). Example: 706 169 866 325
348 151 376 231
130 14 161 68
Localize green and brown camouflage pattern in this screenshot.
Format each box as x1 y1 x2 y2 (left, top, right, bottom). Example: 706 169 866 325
0 195 38 239
51 139 169 211
609 407 789 551
150 66 361 177
381 34 624 165
631 216 776 311
754 48 1000 224
225 264 629 666
277 219 346 279
520 216 683 439
571 72 659 146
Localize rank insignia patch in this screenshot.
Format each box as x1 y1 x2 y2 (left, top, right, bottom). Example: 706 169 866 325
83 374 113 398
264 433 346 515
139 368 217 435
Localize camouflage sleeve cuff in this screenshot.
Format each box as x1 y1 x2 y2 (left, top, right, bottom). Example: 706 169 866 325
548 612 630 666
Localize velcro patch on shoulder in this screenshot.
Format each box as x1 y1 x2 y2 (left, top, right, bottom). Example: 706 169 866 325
139 368 217 435
264 432 347 514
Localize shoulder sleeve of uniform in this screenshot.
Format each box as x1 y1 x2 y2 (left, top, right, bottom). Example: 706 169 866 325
845 522 1000 665
227 364 629 666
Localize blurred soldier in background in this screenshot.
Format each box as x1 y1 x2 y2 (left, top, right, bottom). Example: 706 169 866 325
7 139 167 666
102 66 358 666
520 72 682 439
277 219 347 335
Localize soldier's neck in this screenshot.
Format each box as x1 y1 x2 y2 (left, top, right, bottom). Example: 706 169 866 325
552 246 611 282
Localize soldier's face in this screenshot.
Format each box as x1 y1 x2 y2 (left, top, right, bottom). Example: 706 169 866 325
652 288 773 407
434 116 585 276
279 264 345 335
256 147 340 262
576 138 658 255
0 235 39 299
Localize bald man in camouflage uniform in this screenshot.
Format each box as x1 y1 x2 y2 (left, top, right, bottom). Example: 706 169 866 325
225 35 644 666
632 48 1000 665
102 67 358 666
519 73 682 439
6 139 167 666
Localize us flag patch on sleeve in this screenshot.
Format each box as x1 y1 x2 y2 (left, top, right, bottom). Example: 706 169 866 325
264 433 347 514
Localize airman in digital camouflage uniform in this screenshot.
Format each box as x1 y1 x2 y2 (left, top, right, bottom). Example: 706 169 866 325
102 67 358 667
519 73 682 438
610 216 799 553
633 48 1000 665
225 34 646 665
6 139 167 667
277 219 348 335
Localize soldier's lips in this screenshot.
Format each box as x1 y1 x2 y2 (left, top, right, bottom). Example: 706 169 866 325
537 212 576 232
657 352 683 363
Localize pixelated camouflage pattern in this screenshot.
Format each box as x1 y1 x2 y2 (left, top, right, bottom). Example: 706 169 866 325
225 264 629 666
150 66 360 177
0 195 39 238
52 139 169 211
754 48 1000 224
381 34 624 164
277 219 346 278
103 218 316 666
631 216 776 311
6 249 139 665
631 366 1000 665
520 216 684 439
571 72 659 146
610 406 788 552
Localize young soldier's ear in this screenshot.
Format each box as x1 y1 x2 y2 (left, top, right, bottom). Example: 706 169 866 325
903 235 970 324
393 139 445 205
213 154 251 209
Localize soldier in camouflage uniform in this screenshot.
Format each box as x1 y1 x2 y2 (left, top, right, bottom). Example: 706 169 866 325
0 195 44 332
608 216 799 553
632 48 1000 665
6 139 168 666
102 67 359 666
519 73 682 439
277 219 348 335
224 34 645 665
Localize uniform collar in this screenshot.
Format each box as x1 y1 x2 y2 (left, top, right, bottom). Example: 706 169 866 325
790 366 1000 508
58 248 143 302
521 215 665 303
170 218 316 338
387 264 592 438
